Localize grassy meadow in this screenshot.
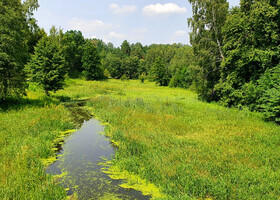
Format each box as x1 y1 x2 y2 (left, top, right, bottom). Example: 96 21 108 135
0 91 75 199
1 79 280 199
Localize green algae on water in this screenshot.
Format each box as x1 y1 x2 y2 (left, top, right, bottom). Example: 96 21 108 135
102 162 166 199
41 129 77 166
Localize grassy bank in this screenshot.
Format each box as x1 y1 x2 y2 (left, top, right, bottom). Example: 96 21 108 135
1 79 280 199
55 79 280 199
0 92 75 199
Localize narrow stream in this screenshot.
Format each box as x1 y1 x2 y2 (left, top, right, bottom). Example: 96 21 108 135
47 119 150 200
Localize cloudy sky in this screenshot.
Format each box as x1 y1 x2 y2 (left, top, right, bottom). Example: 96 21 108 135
34 0 240 47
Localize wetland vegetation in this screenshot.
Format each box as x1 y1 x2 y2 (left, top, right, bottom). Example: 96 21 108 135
1 0 280 199
2 79 280 199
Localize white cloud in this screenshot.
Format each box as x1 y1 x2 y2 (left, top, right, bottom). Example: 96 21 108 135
108 31 126 40
143 3 187 17
133 28 147 34
68 18 112 33
174 30 187 37
110 3 137 14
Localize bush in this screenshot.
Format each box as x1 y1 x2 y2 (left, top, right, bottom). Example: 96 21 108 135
139 73 146 83
256 66 280 123
120 74 129 81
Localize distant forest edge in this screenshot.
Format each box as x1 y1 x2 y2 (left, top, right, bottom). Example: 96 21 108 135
1 0 280 123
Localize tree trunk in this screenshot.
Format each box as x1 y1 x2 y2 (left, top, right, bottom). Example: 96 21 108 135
212 6 225 62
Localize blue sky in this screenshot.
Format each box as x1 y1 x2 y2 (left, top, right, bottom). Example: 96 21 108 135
34 0 240 47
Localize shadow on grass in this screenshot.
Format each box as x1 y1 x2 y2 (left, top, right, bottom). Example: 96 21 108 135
0 97 59 112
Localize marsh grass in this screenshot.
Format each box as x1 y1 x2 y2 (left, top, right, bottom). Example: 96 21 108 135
0 89 74 199
1 79 280 199
56 79 280 199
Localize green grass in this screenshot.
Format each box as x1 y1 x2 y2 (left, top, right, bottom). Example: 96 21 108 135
1 79 280 199
0 93 75 199
56 79 280 199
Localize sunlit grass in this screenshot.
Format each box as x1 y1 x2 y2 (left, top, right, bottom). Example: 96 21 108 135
0 93 74 199
1 79 280 199
56 79 280 199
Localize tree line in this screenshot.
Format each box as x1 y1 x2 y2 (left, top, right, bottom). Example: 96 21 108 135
97 40 194 87
1 0 280 123
1 0 195 99
1 0 103 97
188 0 280 123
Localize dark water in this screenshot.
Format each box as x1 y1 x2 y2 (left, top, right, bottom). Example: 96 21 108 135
47 119 150 200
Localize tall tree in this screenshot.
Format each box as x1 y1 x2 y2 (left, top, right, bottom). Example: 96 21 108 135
62 30 85 77
122 56 139 79
82 41 102 80
188 0 229 101
27 36 66 96
121 40 131 57
215 0 280 107
102 53 123 79
0 0 30 99
153 57 169 86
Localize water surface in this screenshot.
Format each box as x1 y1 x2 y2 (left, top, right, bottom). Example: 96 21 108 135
47 119 150 200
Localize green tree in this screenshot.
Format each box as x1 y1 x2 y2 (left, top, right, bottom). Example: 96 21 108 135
153 57 169 86
27 36 66 96
188 0 229 101
22 0 43 54
102 53 123 79
82 41 102 80
0 0 30 99
122 56 139 79
131 42 144 59
62 30 85 77
121 40 131 57
214 2 280 107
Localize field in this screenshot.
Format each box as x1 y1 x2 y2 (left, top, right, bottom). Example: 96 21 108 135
1 79 280 199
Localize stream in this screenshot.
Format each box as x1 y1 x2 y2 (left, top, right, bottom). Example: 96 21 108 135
46 119 151 200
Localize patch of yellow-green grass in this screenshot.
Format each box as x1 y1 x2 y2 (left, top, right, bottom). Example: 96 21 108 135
54 79 280 199
101 161 165 199
0 92 75 199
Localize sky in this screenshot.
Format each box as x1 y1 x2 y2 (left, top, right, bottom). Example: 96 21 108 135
34 0 240 47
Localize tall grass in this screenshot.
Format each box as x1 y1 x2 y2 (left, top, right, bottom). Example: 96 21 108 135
56 79 280 199
1 79 280 199
0 94 74 199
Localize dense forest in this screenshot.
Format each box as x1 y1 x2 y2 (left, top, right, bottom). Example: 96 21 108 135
1 0 279 123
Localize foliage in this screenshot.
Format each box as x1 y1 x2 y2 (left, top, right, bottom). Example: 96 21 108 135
120 74 129 81
169 46 194 88
102 53 123 79
121 40 131 57
0 0 30 99
82 40 102 80
153 57 169 86
130 42 145 59
62 30 85 78
139 73 146 83
188 0 229 101
256 66 280 123
27 36 66 96
122 56 139 79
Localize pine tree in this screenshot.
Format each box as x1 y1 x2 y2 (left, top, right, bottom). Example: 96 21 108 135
27 37 66 96
121 40 131 57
